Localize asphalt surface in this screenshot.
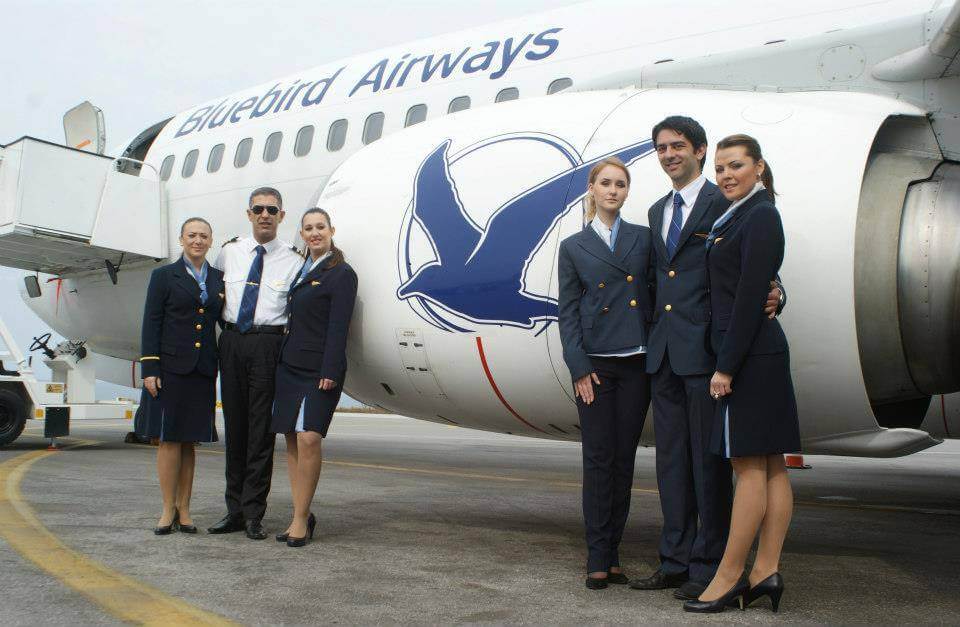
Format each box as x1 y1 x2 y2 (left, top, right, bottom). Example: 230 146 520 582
2 413 959 625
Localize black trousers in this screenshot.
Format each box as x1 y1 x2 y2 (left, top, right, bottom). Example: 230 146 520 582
652 351 732 583
219 329 282 522
577 354 650 573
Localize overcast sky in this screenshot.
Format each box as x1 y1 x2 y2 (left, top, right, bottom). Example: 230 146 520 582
0 0 580 397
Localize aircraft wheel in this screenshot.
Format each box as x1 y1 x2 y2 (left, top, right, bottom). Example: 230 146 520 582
0 389 27 447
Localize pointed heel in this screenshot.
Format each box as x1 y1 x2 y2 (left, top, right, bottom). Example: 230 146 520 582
307 513 316 540
770 589 783 613
737 595 745 611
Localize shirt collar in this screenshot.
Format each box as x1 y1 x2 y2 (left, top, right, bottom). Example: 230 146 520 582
181 255 208 279
245 236 282 255
590 214 620 235
673 174 708 208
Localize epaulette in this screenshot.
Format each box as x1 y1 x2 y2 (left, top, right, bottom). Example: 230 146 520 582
290 245 304 256
221 236 239 248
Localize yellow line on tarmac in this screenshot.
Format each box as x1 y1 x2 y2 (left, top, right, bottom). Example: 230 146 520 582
0 441 236 626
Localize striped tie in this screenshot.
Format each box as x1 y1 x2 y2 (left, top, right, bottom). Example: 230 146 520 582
235 245 266 332
666 192 684 257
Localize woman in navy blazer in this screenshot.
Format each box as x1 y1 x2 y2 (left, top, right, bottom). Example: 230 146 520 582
271 208 357 547
684 136 800 613
557 157 654 589
140 217 224 535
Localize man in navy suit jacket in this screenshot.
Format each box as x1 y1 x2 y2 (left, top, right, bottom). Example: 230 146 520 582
631 117 783 599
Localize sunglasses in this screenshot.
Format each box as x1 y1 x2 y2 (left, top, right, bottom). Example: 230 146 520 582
250 205 281 216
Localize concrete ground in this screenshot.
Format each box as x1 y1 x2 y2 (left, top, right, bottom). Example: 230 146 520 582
1 413 959 625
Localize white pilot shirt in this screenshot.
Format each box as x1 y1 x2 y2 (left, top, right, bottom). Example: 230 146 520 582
213 236 303 326
661 174 707 243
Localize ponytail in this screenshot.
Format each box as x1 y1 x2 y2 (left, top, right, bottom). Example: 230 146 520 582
716 134 776 199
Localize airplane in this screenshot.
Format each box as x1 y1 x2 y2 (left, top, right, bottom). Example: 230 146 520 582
0 0 957 456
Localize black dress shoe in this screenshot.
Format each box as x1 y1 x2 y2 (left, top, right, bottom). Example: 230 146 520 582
629 569 689 590
175 509 197 534
585 576 609 590
245 520 267 540
673 580 707 600
683 575 749 613
207 514 245 534
607 571 630 585
743 573 785 612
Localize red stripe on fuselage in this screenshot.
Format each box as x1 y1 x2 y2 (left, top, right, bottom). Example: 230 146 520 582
475 336 547 435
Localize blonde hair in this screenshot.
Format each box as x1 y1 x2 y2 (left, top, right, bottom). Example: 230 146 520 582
584 157 631 223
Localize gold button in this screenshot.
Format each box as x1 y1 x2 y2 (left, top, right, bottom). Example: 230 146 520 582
665 304 672 312
198 308 204 314
629 299 637 307
626 275 634 282
598 282 605 289
668 270 676 278
194 342 201 348
195 324 202 330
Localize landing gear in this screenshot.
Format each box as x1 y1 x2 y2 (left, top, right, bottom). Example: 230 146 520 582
0 389 27 447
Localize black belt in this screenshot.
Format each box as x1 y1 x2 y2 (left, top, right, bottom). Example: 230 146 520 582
223 322 285 335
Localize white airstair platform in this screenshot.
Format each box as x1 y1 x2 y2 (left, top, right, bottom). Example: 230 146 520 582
0 137 166 276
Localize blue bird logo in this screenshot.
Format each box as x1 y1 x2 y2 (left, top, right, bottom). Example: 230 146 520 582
397 135 654 331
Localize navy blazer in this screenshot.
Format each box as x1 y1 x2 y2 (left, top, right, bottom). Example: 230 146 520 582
279 259 358 384
140 259 225 379
558 220 655 382
707 192 789 376
646 181 727 376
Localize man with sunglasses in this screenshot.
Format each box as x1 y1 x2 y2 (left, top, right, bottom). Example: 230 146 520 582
208 186 303 540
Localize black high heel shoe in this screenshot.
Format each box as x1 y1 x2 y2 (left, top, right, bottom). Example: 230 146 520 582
175 509 197 534
154 512 177 535
682 575 749 613
286 513 316 548
744 573 784 612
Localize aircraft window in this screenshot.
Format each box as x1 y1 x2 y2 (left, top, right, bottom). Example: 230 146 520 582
496 88 519 103
207 144 225 173
181 149 199 178
405 104 427 127
159 155 175 181
327 119 348 151
235 138 253 168
263 131 283 163
294 125 314 157
547 78 573 94
448 96 471 113
363 112 385 145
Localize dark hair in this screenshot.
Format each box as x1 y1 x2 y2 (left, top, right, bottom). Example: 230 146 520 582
301 207 344 268
584 157 631 223
249 186 282 208
651 116 708 169
179 216 212 237
716 134 776 199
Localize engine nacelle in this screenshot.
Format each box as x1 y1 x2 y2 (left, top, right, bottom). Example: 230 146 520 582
322 87 956 456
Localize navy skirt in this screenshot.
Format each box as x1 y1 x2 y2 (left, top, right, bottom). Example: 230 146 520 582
145 370 218 443
270 362 341 437
711 352 800 458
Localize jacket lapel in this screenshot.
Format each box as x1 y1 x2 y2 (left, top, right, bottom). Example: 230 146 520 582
171 262 202 303
290 259 331 296
576 224 628 272
670 183 715 261
650 192 670 263
614 222 639 263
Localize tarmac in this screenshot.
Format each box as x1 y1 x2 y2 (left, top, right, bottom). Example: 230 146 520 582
1 412 959 625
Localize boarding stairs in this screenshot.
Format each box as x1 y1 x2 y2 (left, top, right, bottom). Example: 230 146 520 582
0 136 167 276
